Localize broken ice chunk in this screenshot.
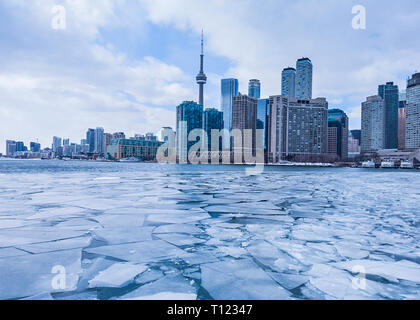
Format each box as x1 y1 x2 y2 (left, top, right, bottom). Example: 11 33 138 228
0 249 82 300
89 263 147 288
120 274 197 300
201 259 291 300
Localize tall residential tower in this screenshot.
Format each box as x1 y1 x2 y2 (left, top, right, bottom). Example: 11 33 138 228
281 67 296 98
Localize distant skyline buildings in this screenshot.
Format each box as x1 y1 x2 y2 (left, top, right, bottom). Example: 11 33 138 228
361 95 385 153
248 79 261 99
296 58 313 100
94 127 105 154
406 72 420 150
232 94 258 159
221 78 239 135
378 82 399 149
281 67 296 98
176 101 203 163
268 96 329 162
328 109 349 160
203 108 224 151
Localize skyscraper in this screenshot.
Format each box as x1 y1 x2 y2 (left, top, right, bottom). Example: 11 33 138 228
248 79 261 99
196 31 207 107
296 58 313 99
257 98 269 151
232 94 258 160
203 108 224 151
221 78 239 134
6 140 16 157
398 98 407 150
94 127 105 154
176 101 203 162
52 137 62 153
406 73 420 150
87 129 95 153
328 109 349 160
268 96 328 162
281 67 296 98
378 82 399 149
361 95 385 154
30 142 41 153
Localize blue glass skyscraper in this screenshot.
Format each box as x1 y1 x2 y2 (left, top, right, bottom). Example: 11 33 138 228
378 82 399 149
248 79 261 99
281 67 296 98
257 98 269 151
296 58 313 99
221 78 239 133
203 108 224 151
176 101 203 162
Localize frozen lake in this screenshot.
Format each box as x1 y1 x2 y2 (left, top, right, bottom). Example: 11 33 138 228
0 160 419 300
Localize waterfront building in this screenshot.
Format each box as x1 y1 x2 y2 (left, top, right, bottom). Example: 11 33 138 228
104 133 112 150
221 78 239 134
361 95 385 154
296 58 313 99
94 127 105 154
328 109 349 160
203 108 224 151
52 136 62 154
257 98 270 153
112 132 126 140
248 79 261 99
398 104 406 150
15 141 27 152
232 94 258 160
106 138 164 161
86 129 95 153
145 133 158 141
196 31 207 107
348 132 361 154
281 67 296 98
268 96 328 162
6 140 16 157
350 130 361 146
378 82 399 149
30 142 41 153
157 127 174 142
176 101 204 162
406 73 420 150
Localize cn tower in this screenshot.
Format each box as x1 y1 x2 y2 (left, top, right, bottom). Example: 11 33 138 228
196 30 207 107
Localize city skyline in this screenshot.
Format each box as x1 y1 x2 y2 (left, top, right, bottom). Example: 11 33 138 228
1 1 420 153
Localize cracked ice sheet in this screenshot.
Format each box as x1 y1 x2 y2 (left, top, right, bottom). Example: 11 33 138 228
201 259 291 300
146 209 210 224
17 236 92 254
333 259 420 283
84 240 190 263
120 274 197 300
305 263 386 299
0 227 88 247
89 263 147 288
156 233 206 247
93 226 154 245
0 249 82 300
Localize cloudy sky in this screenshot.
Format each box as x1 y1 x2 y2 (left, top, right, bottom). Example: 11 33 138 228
1 0 419 153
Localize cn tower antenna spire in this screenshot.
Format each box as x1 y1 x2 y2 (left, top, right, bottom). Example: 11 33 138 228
196 29 207 107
